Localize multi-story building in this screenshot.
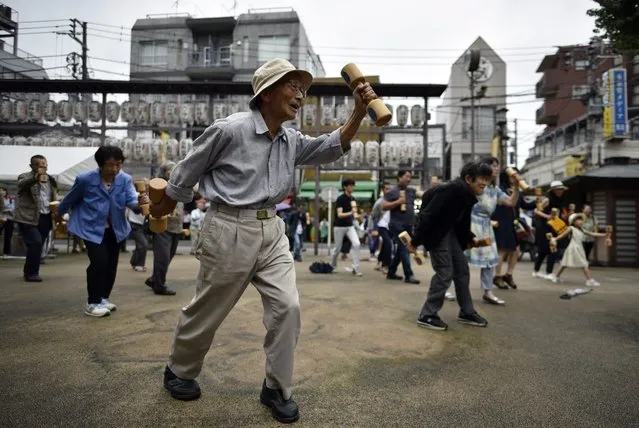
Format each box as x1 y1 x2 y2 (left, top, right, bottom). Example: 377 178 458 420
522 45 639 187
436 36 507 177
128 8 325 140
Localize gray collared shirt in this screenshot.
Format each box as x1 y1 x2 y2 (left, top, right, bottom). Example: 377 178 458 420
39 181 51 214
166 108 344 209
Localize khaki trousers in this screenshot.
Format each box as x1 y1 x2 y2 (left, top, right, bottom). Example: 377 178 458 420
168 204 299 399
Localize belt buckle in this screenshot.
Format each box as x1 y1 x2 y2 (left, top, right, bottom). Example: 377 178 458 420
256 209 269 220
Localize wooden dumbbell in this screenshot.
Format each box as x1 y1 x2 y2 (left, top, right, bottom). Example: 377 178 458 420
474 237 493 248
547 233 557 253
148 178 168 234
505 167 529 191
134 180 150 216
398 231 423 265
341 63 392 126
606 225 613 247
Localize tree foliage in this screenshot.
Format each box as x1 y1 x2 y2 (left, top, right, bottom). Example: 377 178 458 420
587 0 639 51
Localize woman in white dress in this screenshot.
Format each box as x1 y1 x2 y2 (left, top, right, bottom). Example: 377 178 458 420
552 213 607 286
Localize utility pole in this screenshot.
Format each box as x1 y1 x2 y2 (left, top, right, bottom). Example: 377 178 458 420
470 76 476 159
67 19 90 137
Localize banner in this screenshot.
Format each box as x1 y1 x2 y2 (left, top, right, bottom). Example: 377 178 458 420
602 68 628 138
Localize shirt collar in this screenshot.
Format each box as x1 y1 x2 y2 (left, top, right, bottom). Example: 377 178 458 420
251 107 285 139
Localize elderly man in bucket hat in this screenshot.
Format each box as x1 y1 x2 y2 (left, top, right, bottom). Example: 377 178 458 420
151 58 377 423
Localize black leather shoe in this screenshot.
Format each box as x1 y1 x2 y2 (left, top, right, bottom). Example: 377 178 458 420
145 277 154 288
164 366 201 400
260 380 299 424
404 276 421 284
24 275 43 282
386 273 403 281
154 286 176 296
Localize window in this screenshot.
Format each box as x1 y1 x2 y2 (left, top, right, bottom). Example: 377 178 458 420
242 37 249 63
139 40 168 67
461 106 495 141
258 36 290 63
572 85 589 99
554 172 564 181
574 59 589 70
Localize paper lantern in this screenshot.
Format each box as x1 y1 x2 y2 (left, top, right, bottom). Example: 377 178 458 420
0 136 13 145
73 102 87 122
120 101 133 122
13 136 26 145
121 138 134 158
43 100 57 121
44 137 59 147
396 105 408 127
398 141 411 164
165 138 179 161
26 136 43 146
135 102 150 125
14 100 28 122
302 104 315 128
87 137 102 147
180 103 194 125
88 101 102 122
213 103 227 121
179 138 193 159
28 100 43 122
349 139 364 166
321 105 333 126
413 141 424 164
336 103 349 126
106 101 120 122
58 100 73 121
365 140 379 166
379 141 391 166
195 102 209 125
410 105 424 127
74 137 87 147
165 102 179 124
229 102 241 116
0 100 13 121
152 102 165 125
61 137 74 147
389 141 400 166
105 137 118 147
133 139 145 162
150 139 162 164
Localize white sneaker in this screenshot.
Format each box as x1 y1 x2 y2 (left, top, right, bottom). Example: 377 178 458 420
532 271 541 278
545 273 558 282
586 278 601 287
101 299 117 312
345 266 363 276
85 303 110 317
444 291 456 301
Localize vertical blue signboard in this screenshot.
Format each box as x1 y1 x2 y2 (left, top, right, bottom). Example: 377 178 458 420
612 69 627 136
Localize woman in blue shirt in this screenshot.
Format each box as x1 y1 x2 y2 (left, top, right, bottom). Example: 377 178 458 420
58 146 148 317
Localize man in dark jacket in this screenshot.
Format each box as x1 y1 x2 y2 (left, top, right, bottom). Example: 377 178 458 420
14 155 58 282
409 161 493 331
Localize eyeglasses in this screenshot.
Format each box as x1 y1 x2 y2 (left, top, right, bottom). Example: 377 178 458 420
286 80 307 97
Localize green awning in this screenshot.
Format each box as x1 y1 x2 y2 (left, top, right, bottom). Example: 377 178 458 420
299 180 379 192
297 190 374 200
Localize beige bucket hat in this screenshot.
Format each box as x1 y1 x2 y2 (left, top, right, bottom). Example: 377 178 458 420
249 58 313 108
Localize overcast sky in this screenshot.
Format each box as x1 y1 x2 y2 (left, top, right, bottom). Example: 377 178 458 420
8 0 599 163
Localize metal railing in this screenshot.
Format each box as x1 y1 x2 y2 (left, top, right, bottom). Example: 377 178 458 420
186 46 231 68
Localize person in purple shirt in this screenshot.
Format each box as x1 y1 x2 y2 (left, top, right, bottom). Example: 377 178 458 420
58 146 148 318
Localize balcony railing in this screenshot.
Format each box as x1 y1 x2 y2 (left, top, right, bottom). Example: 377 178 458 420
535 73 559 98
536 105 558 126
187 46 232 68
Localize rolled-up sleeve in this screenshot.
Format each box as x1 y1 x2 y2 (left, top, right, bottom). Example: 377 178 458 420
293 128 343 166
124 177 139 210
166 124 229 203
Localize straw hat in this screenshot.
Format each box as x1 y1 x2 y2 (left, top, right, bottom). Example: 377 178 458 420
249 58 313 108
569 213 583 225
548 180 568 191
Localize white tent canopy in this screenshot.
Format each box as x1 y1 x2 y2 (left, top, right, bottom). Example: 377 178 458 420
0 146 97 188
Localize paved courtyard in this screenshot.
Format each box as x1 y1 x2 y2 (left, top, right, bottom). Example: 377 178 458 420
0 249 638 427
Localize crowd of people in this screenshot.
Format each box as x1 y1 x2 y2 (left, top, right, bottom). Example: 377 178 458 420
0 57 610 425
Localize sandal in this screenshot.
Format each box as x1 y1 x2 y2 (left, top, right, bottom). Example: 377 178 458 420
493 275 508 289
503 274 517 289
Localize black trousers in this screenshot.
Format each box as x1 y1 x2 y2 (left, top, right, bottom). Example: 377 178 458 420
1 218 14 255
419 230 475 318
377 226 393 267
17 214 52 277
129 223 148 267
84 228 120 304
583 241 595 260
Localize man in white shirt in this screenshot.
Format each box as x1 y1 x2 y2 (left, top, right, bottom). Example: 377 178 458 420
189 198 206 255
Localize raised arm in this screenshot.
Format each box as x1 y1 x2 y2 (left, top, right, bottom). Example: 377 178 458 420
57 176 85 216
17 171 37 194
